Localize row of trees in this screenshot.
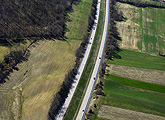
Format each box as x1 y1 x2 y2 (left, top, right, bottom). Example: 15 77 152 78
0 0 78 45
48 0 98 119
105 0 123 61
116 0 165 8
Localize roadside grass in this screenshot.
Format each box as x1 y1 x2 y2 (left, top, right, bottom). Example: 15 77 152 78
66 0 92 40
105 74 165 93
108 49 165 71
63 0 106 119
100 77 165 117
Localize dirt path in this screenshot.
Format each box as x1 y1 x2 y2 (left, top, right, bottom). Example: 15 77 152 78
98 105 165 120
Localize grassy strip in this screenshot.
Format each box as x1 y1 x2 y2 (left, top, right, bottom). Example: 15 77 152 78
100 78 165 117
108 49 165 71
63 1 106 119
66 0 92 40
105 74 165 93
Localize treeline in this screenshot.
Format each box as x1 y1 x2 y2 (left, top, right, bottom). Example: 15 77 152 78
104 0 122 61
116 0 165 8
99 0 123 98
48 0 98 119
0 47 30 84
0 0 78 45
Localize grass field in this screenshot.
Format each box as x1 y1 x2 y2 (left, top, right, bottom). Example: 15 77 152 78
139 8 165 53
66 0 92 40
100 75 165 117
105 74 165 93
63 0 106 119
108 49 165 71
116 2 165 54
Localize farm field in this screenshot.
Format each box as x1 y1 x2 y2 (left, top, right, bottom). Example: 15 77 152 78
98 105 165 120
0 0 92 119
106 64 165 85
94 75 165 119
116 2 165 54
108 49 165 71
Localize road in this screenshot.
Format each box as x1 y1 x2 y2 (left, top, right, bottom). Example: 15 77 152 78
76 0 110 119
55 0 101 119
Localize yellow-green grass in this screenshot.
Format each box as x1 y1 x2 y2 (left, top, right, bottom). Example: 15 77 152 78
0 46 8 61
0 40 31 62
21 40 80 120
108 49 165 71
66 0 92 40
64 0 106 119
21 0 93 119
99 75 165 117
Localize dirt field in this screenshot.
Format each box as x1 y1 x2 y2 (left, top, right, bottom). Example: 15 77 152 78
116 2 140 51
98 105 165 120
106 64 165 85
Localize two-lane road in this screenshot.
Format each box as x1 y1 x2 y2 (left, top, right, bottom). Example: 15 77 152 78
56 0 101 119
76 0 110 119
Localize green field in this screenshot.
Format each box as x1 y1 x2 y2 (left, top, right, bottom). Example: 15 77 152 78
100 75 165 117
108 49 165 71
105 74 165 93
63 0 106 119
134 7 165 53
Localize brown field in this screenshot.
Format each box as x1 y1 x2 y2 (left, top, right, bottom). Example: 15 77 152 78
116 2 140 50
98 105 165 120
106 64 165 85
0 40 80 120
